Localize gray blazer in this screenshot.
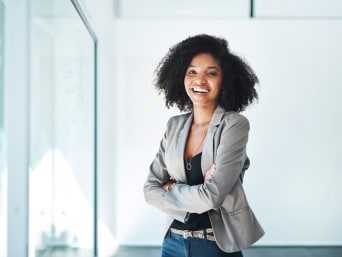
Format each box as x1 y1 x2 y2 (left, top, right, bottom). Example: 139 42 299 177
144 106 264 252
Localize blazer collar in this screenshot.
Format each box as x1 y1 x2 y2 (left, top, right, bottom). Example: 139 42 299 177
184 105 226 129
210 105 226 127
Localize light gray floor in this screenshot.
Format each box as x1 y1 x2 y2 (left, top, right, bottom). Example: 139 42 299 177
113 246 342 257
37 246 342 257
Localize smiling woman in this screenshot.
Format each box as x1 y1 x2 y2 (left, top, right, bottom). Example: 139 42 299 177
184 53 223 110
154 34 258 113
144 34 264 257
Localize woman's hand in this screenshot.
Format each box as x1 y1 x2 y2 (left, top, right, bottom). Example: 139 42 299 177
205 163 216 181
162 180 175 191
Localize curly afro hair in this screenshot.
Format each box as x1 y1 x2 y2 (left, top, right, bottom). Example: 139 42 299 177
154 34 259 112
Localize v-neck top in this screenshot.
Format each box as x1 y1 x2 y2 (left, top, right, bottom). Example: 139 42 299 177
170 152 212 230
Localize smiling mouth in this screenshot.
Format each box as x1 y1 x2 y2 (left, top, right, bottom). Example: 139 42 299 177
192 87 209 93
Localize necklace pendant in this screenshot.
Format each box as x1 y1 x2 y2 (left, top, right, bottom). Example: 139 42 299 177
186 161 192 171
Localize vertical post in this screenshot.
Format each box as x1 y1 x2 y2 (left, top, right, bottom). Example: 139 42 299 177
4 0 30 256
93 39 98 257
250 0 254 18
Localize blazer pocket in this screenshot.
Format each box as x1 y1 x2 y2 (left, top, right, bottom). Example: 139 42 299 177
221 206 250 217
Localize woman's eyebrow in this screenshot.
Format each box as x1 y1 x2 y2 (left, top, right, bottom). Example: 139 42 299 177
188 64 220 69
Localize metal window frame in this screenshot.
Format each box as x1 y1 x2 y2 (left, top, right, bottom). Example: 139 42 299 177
70 0 99 256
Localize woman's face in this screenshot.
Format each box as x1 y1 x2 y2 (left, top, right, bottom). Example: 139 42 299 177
184 53 222 109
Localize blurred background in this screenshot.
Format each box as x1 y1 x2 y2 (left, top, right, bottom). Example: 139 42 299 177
0 0 341 256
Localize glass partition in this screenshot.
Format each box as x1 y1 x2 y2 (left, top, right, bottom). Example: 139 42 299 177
0 1 7 256
29 0 96 256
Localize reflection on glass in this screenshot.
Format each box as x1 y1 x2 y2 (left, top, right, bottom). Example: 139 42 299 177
30 0 95 256
0 1 7 256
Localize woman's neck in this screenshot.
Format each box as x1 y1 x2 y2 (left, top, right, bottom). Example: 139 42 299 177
192 105 216 126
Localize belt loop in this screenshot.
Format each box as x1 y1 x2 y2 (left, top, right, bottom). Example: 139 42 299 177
203 228 207 240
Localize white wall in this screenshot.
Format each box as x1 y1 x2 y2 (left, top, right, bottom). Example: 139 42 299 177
114 19 342 246
255 0 342 17
119 0 250 18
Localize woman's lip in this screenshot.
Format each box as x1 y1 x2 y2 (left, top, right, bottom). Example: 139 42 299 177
191 87 209 93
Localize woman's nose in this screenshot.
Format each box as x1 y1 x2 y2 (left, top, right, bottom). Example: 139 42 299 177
197 74 207 84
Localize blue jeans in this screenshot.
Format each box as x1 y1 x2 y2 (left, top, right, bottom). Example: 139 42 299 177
161 229 243 257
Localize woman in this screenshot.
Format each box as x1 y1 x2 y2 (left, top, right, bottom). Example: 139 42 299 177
143 34 264 257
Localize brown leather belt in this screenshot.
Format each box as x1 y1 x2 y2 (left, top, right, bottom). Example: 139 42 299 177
170 228 216 241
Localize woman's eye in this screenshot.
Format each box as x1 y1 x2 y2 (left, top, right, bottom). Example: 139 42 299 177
208 71 217 76
188 70 196 75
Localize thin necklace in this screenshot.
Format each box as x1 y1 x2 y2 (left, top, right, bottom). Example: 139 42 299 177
185 131 207 171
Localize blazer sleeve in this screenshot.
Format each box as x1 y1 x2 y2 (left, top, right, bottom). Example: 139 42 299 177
161 114 250 214
143 117 189 222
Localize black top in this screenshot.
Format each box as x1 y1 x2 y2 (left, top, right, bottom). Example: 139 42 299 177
170 152 212 230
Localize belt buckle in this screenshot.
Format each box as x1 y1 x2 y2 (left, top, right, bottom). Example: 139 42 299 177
193 230 204 239
183 230 193 239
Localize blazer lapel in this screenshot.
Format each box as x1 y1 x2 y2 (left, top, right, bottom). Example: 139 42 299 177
202 106 225 175
174 112 193 183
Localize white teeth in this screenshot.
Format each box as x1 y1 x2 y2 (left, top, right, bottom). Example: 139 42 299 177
193 87 209 93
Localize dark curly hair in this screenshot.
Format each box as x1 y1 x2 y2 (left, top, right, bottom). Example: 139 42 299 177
154 34 259 112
